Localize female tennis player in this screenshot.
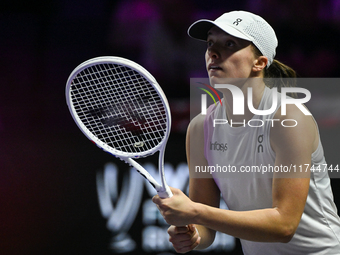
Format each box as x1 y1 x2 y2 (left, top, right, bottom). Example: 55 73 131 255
152 10 340 254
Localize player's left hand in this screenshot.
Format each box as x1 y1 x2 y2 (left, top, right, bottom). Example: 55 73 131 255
152 187 197 226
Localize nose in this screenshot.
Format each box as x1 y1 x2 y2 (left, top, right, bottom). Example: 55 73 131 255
207 45 220 59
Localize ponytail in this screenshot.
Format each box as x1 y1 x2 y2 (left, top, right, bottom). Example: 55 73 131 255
264 59 296 79
251 44 297 97
264 59 297 97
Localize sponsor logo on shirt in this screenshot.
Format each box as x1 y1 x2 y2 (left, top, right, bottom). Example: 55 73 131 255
257 134 264 153
210 141 228 152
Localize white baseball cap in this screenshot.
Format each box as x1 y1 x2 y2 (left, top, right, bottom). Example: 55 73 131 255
187 11 278 67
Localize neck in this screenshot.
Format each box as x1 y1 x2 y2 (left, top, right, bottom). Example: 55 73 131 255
223 79 266 125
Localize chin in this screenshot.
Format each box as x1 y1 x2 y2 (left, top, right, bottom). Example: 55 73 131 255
211 74 250 87
209 76 233 87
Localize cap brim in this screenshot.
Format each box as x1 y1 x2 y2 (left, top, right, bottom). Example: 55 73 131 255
188 19 252 42
187 19 215 41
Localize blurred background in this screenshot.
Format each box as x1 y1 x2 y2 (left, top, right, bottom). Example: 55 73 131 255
1 0 340 254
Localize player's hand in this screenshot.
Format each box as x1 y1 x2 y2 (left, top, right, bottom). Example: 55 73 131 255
152 187 197 226
167 224 201 253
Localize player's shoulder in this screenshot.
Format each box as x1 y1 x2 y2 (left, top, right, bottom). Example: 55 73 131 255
274 103 311 121
271 103 317 152
190 113 205 126
273 103 316 132
187 113 205 137
188 101 218 130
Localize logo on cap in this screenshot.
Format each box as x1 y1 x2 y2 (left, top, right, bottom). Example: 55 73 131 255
233 18 242 26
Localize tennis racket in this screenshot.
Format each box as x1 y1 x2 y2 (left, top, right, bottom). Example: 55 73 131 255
66 56 172 198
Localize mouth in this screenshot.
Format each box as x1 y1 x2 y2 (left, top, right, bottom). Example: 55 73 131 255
208 64 222 71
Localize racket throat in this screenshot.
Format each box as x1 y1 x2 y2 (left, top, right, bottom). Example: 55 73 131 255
157 148 173 198
125 158 162 191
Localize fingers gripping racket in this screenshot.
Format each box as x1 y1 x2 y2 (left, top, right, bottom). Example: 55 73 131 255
66 56 172 198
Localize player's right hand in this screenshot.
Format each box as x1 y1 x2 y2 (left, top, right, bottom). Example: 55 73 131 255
167 224 201 253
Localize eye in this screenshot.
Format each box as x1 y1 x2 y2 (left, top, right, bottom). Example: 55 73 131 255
226 40 235 47
207 40 213 48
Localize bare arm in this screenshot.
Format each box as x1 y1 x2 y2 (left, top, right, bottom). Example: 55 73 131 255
186 114 220 249
191 105 315 242
154 114 220 253
153 105 317 244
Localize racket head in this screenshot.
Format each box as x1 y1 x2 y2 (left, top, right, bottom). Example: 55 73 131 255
66 56 171 159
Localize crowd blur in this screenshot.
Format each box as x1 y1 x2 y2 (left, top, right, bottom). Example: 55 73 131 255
1 0 340 133
109 0 340 88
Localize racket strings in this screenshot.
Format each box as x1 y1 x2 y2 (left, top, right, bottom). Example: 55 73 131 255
70 63 168 154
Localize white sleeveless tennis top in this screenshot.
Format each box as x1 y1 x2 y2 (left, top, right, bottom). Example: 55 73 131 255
204 86 340 254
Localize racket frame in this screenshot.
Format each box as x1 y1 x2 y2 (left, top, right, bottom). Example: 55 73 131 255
66 56 172 198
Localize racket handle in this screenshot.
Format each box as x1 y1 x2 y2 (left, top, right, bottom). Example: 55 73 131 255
158 185 173 198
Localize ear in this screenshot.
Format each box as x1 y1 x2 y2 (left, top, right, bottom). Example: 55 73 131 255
253 56 268 72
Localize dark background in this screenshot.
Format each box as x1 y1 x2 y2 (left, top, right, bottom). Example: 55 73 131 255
1 0 340 254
